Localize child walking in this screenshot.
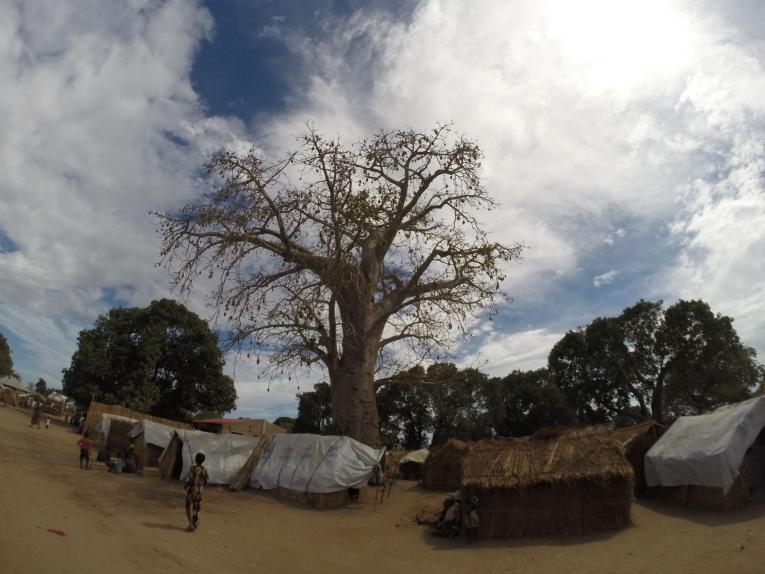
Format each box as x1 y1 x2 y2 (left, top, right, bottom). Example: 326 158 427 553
185 453 209 532
77 432 91 470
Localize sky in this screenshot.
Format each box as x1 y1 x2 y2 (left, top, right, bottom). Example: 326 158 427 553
1 0 764 421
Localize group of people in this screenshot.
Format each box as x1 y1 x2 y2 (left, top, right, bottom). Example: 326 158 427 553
432 491 481 543
75 429 209 533
29 402 50 430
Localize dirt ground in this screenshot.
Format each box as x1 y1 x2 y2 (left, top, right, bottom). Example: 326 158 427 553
1 406 764 574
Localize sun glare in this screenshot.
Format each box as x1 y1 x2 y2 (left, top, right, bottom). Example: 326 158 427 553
544 0 697 97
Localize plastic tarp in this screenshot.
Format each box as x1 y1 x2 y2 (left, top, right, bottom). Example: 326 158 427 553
400 448 430 465
172 429 260 485
129 420 181 449
96 414 139 440
47 392 68 404
249 434 385 493
645 396 765 494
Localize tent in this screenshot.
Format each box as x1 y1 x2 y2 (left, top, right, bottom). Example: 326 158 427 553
47 392 68 404
159 429 260 485
93 414 139 454
645 396 765 510
462 435 633 539
398 448 430 480
247 434 385 494
129 420 183 468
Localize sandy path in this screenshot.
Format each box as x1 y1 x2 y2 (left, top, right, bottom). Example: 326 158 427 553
1 405 764 574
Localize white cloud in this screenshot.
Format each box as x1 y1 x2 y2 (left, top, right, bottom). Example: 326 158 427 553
0 1 247 382
593 270 619 288
460 329 563 377
257 0 765 361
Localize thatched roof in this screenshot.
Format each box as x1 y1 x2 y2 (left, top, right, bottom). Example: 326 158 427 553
462 434 633 490
421 438 469 490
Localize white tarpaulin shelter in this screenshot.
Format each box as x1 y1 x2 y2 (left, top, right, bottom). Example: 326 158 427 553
96 414 138 440
47 392 68 404
250 434 385 493
163 429 260 485
400 449 430 465
129 420 180 449
645 396 765 494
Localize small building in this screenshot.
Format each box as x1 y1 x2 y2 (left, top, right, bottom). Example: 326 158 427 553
462 434 633 539
545 421 665 496
159 429 261 485
645 396 765 511
193 417 286 437
0 375 25 408
421 438 469 490
398 448 430 480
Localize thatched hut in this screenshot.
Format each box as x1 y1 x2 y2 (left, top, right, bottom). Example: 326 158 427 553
462 435 634 539
1 387 19 407
604 421 664 495
421 438 468 490
549 421 664 496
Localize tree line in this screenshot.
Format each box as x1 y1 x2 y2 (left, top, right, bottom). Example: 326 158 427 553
292 299 764 449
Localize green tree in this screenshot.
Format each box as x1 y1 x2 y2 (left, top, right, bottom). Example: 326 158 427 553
549 299 763 424
157 125 522 446
62 299 237 420
376 366 433 449
0 332 18 379
481 369 576 436
34 378 50 397
428 363 492 446
293 382 336 434
273 416 296 432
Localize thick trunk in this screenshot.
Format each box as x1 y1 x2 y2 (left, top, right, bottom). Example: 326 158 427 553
651 377 664 425
329 339 381 447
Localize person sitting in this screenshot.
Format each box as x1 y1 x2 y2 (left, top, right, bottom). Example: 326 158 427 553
107 453 125 474
124 453 138 474
432 493 462 538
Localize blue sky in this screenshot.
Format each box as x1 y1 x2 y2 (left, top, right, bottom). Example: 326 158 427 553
1 0 764 421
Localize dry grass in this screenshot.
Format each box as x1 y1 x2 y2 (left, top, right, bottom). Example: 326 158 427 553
421 438 468 490
462 435 633 490
462 434 634 539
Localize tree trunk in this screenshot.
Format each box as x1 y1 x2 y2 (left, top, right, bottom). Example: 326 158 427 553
329 342 381 447
651 377 664 425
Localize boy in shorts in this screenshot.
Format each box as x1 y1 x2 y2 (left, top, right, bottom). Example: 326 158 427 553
184 453 209 531
77 432 91 470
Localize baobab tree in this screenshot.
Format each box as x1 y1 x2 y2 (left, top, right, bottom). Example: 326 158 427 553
157 125 522 446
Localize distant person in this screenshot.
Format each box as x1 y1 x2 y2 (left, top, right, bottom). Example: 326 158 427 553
124 452 138 475
108 453 125 474
184 453 209 532
77 432 91 470
45 417 50 430
30 404 42 429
